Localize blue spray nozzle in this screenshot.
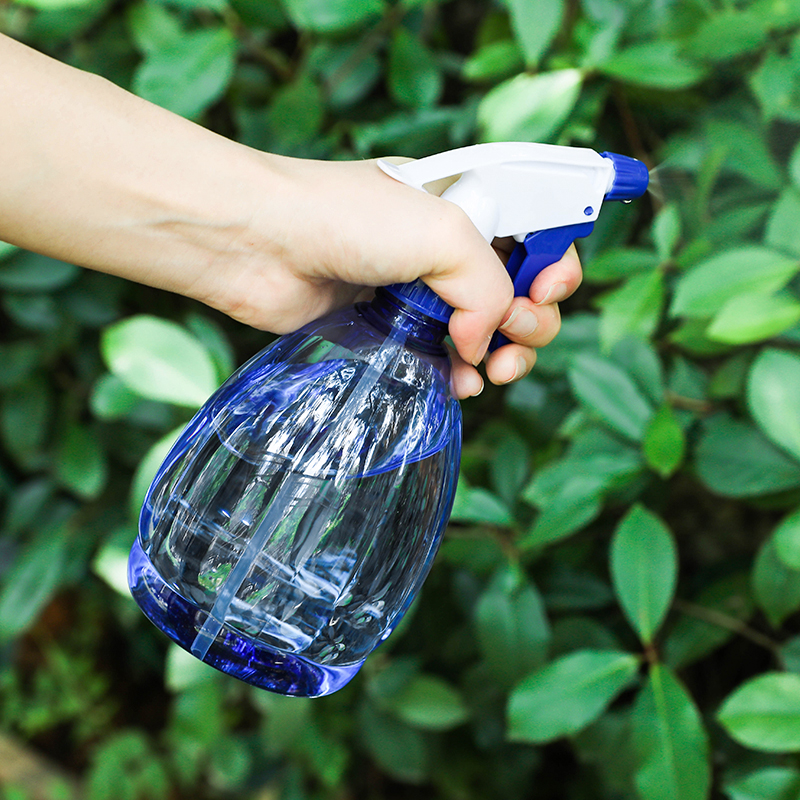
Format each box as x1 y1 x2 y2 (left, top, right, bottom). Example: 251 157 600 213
600 151 650 201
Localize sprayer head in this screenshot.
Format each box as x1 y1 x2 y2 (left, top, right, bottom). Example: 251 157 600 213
600 152 650 201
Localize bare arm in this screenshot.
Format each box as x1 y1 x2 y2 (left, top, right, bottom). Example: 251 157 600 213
0 33 582 397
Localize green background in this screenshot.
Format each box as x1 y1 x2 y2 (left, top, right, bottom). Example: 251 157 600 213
2 0 800 798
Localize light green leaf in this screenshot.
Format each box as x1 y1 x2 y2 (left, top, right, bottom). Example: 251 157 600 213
671 247 799 319
10 0 95 8
601 41 706 90
506 0 564 66
281 0 384 33
644 404 685 478
127 1 183 54
390 675 469 731
507 649 639 743
388 28 442 108
632 664 710 800
684 10 768 62
462 40 524 83
597 269 664 352
718 672 800 752
478 69 583 143
584 248 661 284
130 426 184 519
475 571 550 686
750 50 800 123
696 415 800 498
791 142 800 189
653 204 681 261
133 26 237 120
752 538 800 628
450 477 513 527
724 767 800 800
708 293 800 345
747 349 800 463
55 423 108 500
610 505 678 644
766 189 800 258
102 315 218 408
568 352 654 441
773 507 800 570
165 644 220 691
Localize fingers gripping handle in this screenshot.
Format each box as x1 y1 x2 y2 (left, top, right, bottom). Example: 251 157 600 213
490 222 595 351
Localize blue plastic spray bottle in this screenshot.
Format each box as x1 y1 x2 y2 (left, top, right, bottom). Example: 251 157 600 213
128 143 648 697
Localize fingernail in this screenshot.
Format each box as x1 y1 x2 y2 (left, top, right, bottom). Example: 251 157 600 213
500 356 528 385
472 377 484 397
536 282 568 305
472 335 492 366
499 308 539 338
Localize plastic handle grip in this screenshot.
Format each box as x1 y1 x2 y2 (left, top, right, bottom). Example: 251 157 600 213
491 221 595 351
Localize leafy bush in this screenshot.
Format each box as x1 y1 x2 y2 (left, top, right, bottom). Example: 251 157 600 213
1 0 800 798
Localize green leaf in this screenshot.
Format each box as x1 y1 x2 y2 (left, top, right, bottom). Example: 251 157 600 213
601 41 706 90
708 293 800 345
671 247 799 319
568 352 654 441
102 315 218 407
791 142 800 189
90 374 144 420
724 767 800 800
684 10 768 62
130 427 183 518
773 507 800 570
750 50 800 123
281 0 384 33
652 204 681 261
55 423 108 500
507 649 639 743
390 674 469 731
127 1 183 54
522 474 605 549
664 573 753 670
610 505 678 644
596 269 664 352
632 664 710 800
696 415 800 498
0 251 80 292
752 538 800 628
133 26 237 120
0 533 68 643
718 672 800 752
644 404 685 478
359 703 430 784
265 73 325 153
747 349 800 463
584 248 661 284
506 0 564 66
388 28 442 108
475 571 550 686
450 477 513 527
1 376 51 460
462 40 524 83
766 189 800 258
478 69 583 143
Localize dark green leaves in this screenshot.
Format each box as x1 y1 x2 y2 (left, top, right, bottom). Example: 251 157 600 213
388 29 442 108
718 673 800 751
610 506 677 645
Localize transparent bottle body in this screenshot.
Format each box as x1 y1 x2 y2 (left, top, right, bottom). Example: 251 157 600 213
128 299 461 696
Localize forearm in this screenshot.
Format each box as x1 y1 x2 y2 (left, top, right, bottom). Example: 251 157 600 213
0 33 282 300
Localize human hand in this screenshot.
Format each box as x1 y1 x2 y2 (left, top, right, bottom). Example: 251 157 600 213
197 155 583 400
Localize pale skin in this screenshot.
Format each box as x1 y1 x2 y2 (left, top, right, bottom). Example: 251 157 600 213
0 33 582 399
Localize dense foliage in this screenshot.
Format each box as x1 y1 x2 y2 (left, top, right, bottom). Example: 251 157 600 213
2 0 800 798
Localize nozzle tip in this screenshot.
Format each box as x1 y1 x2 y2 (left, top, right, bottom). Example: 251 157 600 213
600 152 649 201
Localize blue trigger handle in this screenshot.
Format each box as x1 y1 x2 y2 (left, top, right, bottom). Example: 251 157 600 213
490 221 595 351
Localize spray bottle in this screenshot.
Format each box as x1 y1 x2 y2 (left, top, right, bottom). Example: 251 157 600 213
128 143 648 697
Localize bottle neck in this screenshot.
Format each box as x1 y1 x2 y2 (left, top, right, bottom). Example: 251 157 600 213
358 288 449 354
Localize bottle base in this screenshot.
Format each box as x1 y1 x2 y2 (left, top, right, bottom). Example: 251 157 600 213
127 538 363 697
